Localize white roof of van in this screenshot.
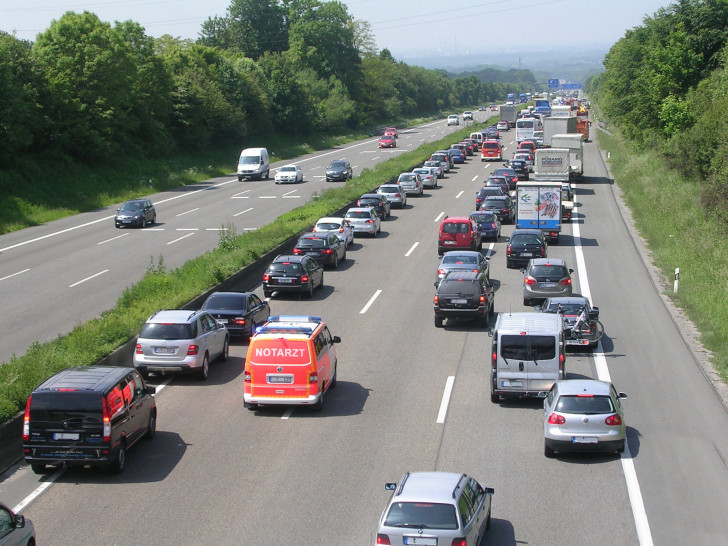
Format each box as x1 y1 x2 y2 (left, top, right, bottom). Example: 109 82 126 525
240 147 267 155
495 312 562 334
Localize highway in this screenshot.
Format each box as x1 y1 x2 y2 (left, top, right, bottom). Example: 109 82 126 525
2 117 728 544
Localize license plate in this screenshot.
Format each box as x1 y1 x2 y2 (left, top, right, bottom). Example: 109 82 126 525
154 347 175 354
501 380 524 387
267 374 294 384
216 319 228 325
307 252 319 256
404 537 436 546
444 240 456 245
451 299 468 304
53 432 79 441
540 283 556 288
521 252 532 257
572 436 599 444
121 220 131 223
277 278 293 283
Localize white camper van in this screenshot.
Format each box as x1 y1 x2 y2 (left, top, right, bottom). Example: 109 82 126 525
237 147 270 181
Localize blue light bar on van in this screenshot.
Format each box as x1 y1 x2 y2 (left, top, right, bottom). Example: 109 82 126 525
267 315 322 324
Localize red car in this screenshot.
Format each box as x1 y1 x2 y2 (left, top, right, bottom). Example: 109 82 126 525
518 141 536 154
384 127 398 138
379 135 397 148
438 216 483 255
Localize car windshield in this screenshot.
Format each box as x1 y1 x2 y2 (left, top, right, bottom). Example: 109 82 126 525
555 395 615 415
279 166 295 172
120 202 143 211
443 255 477 265
140 322 194 340
329 162 347 169
239 156 259 165
384 502 458 530
203 294 246 310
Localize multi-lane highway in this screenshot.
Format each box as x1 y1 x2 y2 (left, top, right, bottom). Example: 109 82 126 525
2 117 728 544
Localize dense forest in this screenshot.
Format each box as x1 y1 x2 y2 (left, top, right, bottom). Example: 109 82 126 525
0 0 519 171
588 0 728 223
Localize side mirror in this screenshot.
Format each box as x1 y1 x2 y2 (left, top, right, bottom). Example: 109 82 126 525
385 483 396 491
488 327 494 337
434 281 440 288
332 336 341 344
537 391 548 398
145 386 156 396
592 306 599 313
569 269 574 273
519 268 526 274
618 392 628 399
534 305 542 311
14 515 25 529
484 487 495 495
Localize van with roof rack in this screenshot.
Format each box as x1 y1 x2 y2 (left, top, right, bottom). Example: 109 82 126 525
244 316 341 412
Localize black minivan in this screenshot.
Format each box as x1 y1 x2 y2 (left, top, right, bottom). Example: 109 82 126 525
23 366 156 474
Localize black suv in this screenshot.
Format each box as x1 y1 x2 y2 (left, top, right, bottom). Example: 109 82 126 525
476 187 505 210
433 271 495 327
293 232 347 269
263 254 324 298
480 196 516 224
506 229 548 268
357 193 391 220
508 158 529 180
23 366 156 474
325 160 353 182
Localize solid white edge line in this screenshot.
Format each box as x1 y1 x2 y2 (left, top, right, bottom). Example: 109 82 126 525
359 289 382 314
405 242 419 257
0 268 30 282
68 269 108 288
572 203 654 545
436 376 455 424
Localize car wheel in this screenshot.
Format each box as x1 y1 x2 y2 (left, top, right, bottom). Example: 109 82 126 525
320 273 324 289
342 249 347 262
263 289 272 298
244 401 256 411
220 336 229 361
109 440 126 474
434 316 443 328
523 297 531 306
617 441 625 454
485 507 492 531
141 217 147 228
330 363 337 389
544 442 556 458
479 239 483 250
264 170 269 180
31 464 47 475
151 214 156 225
506 260 512 269
312 385 324 412
305 281 314 298
144 410 156 440
490 390 500 404
197 354 209 381
438 248 443 256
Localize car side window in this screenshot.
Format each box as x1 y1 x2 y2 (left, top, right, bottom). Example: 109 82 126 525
250 294 261 309
0 506 13 533
107 385 126 417
322 326 333 346
314 333 326 360
199 316 210 334
458 490 474 527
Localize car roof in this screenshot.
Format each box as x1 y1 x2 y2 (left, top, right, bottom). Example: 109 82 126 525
347 207 375 213
555 379 612 397
255 315 324 338
316 217 344 224
441 216 471 223
146 309 200 323
393 472 466 503
34 366 132 393
273 254 307 263
441 250 481 258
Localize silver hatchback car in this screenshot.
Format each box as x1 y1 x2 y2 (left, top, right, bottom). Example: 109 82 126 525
543 379 628 458
133 309 229 380
522 258 574 306
376 471 494 546
377 184 407 208
436 250 490 282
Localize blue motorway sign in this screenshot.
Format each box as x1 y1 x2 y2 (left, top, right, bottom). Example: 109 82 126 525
548 79 559 89
562 83 582 90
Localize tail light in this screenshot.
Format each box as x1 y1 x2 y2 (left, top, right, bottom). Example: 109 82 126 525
437 269 445 277
301 274 309 282
376 535 391 545
540 246 546 255
233 318 246 325
451 539 467 546
476 198 483 204
263 273 270 282
502 208 509 214
433 295 439 305
135 343 142 354
22 396 31 441
479 295 486 304
244 370 251 382
492 351 497 369
322 249 333 254
338 227 344 233
293 248 303 254
605 414 623 426
524 276 537 285
506 244 512 256
366 219 374 223
187 345 199 355
395 193 401 198
548 413 566 425
312 227 318 232
491 223 497 228
102 397 112 441
560 278 572 286
309 372 318 384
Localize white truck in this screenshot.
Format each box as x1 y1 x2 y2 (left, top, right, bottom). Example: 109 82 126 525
550 105 572 118
515 181 563 243
550 133 584 180
499 104 517 127
533 148 570 183
542 116 577 147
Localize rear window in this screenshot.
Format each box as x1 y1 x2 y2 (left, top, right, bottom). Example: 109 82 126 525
442 255 477 265
556 395 615 414
511 234 542 245
203 294 246 310
384 502 458 530
500 335 556 360
269 263 303 274
30 392 102 420
399 174 415 182
471 212 496 222
442 222 470 234
359 198 379 206
439 279 478 296
140 322 194 340
485 199 507 208
379 186 397 193
346 211 371 218
529 265 568 278
316 222 340 231
482 142 500 149
297 237 326 248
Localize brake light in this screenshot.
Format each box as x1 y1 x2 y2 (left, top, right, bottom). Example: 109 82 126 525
506 244 512 256
560 278 572 286
605 414 623 426
451 539 467 546
322 249 333 254
338 227 344 233
301 274 309 282
366 219 374 223
233 318 245 325
492 351 497 369
395 193 401 197
491 223 497 228
433 295 439 305
187 344 199 355
502 208 509 214
22 396 31 441
376 535 391 545
309 372 318 384
312 227 317 232
437 269 445 277
263 273 270 282
135 343 142 354
472 268 478 273
479 295 485 304
244 370 251 382
524 276 537 285
293 248 303 254
102 397 112 441
540 246 546 255
548 413 566 425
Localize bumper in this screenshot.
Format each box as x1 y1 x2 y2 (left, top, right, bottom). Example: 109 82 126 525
115 218 142 227
263 282 307 294
434 307 486 319
352 226 377 235
326 174 348 181
524 287 572 300
244 392 321 406
24 445 116 467
544 436 625 454
480 228 499 239
275 177 298 184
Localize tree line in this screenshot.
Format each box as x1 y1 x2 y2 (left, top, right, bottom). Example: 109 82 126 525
0 0 520 169
587 0 728 222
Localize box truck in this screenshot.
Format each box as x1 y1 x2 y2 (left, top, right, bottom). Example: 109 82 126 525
550 134 584 180
533 148 570 183
499 104 517 127
542 116 577 147
516 181 563 243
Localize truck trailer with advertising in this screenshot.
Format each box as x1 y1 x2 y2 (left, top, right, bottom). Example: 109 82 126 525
516 181 563 243
542 116 577 147
533 148 570 183
550 134 584 180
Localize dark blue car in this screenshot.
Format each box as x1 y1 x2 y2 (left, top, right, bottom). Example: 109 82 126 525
470 210 501 242
448 148 466 163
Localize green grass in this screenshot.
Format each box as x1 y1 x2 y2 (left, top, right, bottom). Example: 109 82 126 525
0 116 498 423
597 129 728 380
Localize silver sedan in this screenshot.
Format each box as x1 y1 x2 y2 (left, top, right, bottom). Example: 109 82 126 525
542 379 627 458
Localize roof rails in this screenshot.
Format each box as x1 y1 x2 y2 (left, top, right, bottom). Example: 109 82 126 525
452 474 468 499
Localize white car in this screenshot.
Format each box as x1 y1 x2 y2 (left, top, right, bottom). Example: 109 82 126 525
343 207 381 237
496 121 509 131
463 111 474 120
312 217 354 247
447 115 460 126
274 164 303 184
412 167 438 189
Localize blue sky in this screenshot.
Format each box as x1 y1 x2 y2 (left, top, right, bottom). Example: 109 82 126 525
1 0 673 59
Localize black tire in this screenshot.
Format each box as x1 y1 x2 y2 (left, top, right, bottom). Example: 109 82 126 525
617 442 625 454
506 260 513 269
524 297 531 306
244 401 256 411
109 441 127 474
342 249 347 262
305 281 314 298
330 363 337 389
490 392 499 403
141 217 147 228
320 273 324 289
312 385 324 412
263 289 272 298
333 253 339 269
144 410 156 440
438 248 443 256
485 507 492 531
197 354 209 381
151 214 156 225
544 443 556 458
434 316 444 328
220 336 229 361
31 464 46 475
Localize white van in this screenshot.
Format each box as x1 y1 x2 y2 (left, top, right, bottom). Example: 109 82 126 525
489 312 565 402
237 147 270 181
